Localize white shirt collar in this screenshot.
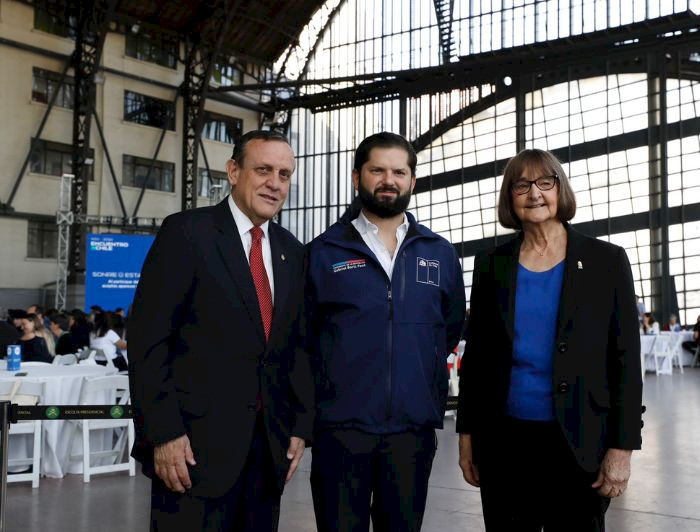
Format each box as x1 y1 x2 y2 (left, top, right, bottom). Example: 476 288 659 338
228 194 270 239
354 210 408 236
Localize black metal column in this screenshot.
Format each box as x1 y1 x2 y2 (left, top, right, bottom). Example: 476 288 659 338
181 1 242 212
69 0 116 277
647 50 672 323
515 75 529 152
181 39 208 211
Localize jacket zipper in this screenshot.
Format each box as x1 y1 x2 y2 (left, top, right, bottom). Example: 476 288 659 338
386 285 393 420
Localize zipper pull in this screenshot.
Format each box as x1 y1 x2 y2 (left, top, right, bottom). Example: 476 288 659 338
388 288 393 319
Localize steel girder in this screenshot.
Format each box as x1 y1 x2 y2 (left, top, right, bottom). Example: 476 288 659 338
433 0 455 64
252 11 700 113
69 0 117 275
181 1 242 211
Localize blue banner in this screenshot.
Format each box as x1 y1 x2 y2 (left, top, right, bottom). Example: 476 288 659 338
85 234 155 314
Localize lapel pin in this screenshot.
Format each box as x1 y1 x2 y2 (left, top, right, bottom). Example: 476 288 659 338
281 254 286 262
577 260 583 270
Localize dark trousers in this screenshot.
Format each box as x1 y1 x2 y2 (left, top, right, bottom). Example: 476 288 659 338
682 341 698 365
310 427 437 532
95 355 128 372
478 416 611 532
150 413 280 531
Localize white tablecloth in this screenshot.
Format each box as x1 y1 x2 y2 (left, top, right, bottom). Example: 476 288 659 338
641 331 694 372
0 361 117 477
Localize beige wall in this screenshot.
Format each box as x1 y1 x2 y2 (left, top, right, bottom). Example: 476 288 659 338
0 0 262 292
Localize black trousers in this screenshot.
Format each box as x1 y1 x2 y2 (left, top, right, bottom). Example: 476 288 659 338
478 416 611 532
95 355 128 372
150 413 280 531
310 427 437 532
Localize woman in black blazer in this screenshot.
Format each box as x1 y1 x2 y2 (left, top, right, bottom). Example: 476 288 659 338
457 149 642 531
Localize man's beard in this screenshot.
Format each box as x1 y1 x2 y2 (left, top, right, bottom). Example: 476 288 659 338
358 181 412 218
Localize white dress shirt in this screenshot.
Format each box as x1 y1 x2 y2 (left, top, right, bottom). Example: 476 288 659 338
351 210 409 279
228 194 275 299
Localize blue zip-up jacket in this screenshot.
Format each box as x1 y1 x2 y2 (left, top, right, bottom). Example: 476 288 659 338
305 211 466 434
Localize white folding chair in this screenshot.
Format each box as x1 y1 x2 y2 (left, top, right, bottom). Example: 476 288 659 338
641 336 657 376
66 375 135 482
652 335 674 375
78 349 98 365
445 340 465 419
0 380 44 488
668 333 684 374
56 354 78 366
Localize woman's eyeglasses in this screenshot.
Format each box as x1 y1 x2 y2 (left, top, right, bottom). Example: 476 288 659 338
510 175 559 195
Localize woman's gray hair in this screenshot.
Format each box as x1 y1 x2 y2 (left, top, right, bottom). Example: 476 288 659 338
497 149 577 229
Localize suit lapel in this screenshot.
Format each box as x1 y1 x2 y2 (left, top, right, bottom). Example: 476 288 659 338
497 236 521 342
556 224 586 338
267 224 291 347
212 200 265 342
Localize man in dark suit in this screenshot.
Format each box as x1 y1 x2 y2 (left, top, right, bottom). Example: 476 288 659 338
129 130 314 531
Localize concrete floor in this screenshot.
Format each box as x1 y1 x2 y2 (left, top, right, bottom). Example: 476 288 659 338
5 369 700 531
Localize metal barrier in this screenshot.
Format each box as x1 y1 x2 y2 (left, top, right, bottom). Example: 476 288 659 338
0 400 135 531
0 397 460 531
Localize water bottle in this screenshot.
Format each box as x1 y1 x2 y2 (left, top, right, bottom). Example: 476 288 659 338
6 345 21 372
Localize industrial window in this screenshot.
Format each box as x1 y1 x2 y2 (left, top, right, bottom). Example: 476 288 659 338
198 168 230 199
27 220 57 259
201 112 242 144
34 7 76 39
123 90 176 130
32 68 74 109
211 62 244 86
29 139 93 180
123 155 175 193
125 33 178 69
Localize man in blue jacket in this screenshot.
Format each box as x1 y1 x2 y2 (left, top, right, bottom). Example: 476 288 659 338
305 132 466 532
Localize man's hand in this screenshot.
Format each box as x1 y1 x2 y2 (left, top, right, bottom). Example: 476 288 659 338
285 436 306 483
154 434 196 493
458 433 480 487
591 448 632 498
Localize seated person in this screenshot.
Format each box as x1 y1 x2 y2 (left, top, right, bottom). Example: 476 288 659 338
8 309 27 335
662 314 682 332
48 313 74 355
18 314 52 363
0 309 20 356
89 312 128 371
68 309 91 351
640 312 660 335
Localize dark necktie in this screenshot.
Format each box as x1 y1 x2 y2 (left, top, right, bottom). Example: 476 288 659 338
249 226 273 341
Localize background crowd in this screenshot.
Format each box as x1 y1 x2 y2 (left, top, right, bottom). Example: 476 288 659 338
0 304 128 370
636 302 700 359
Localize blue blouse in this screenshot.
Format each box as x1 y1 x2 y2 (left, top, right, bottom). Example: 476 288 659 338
505 260 565 421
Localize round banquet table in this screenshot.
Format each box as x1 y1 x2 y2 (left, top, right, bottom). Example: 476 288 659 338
0 361 118 477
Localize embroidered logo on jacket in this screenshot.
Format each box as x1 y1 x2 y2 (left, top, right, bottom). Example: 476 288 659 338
332 259 367 273
416 257 440 286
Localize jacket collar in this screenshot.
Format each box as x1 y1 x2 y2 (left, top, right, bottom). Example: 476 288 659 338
212 200 265 343
324 210 437 247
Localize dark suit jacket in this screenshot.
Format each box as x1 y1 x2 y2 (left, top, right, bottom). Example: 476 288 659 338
128 199 314 498
457 224 642 473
